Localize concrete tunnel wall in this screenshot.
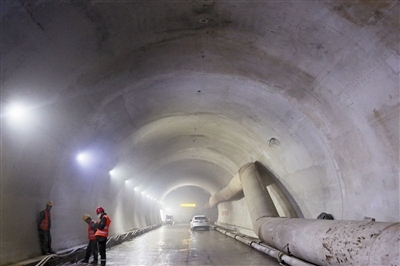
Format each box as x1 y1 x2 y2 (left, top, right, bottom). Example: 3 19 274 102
1 1 399 265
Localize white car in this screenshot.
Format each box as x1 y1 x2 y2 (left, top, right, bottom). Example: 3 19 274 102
190 215 210 231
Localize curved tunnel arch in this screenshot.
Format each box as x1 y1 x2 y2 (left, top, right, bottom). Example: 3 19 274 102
106 98 345 216
124 154 235 193
161 183 218 203
1 1 398 265
135 160 229 196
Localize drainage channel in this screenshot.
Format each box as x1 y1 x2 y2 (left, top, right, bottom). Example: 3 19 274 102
213 226 315 266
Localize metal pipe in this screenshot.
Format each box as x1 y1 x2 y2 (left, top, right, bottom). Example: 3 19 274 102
214 226 314 266
210 162 400 265
251 242 314 266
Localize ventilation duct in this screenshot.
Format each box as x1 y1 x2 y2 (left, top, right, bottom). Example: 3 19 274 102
209 162 400 265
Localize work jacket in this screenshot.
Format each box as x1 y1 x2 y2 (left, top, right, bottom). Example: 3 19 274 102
95 214 111 238
39 210 51 231
88 220 97 240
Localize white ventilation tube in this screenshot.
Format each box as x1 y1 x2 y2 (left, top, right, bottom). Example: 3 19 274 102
209 162 400 265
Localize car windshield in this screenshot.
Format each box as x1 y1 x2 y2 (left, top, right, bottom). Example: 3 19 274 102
194 216 207 220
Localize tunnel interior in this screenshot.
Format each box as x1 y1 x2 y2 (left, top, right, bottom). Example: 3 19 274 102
162 186 218 224
1 1 399 265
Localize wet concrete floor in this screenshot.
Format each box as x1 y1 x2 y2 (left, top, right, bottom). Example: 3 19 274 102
64 224 279 265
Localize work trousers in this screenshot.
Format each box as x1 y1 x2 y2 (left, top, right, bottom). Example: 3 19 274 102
85 239 98 262
97 236 107 266
39 229 53 255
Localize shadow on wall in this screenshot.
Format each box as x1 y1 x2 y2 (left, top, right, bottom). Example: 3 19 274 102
254 162 303 218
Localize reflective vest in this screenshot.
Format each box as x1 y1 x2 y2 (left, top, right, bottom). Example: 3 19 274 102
95 214 111 238
39 210 51 230
88 221 96 240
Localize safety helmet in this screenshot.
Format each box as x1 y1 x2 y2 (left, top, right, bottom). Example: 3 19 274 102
46 201 53 206
82 214 91 222
96 207 105 214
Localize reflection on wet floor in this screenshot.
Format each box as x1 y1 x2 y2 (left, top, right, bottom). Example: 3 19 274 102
63 224 279 265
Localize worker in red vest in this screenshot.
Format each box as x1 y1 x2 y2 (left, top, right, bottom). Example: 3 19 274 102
95 207 111 266
82 214 98 264
38 201 55 255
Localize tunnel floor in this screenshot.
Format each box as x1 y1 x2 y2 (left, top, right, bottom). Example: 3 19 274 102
61 224 279 266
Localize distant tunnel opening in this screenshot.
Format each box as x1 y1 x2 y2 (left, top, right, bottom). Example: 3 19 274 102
162 185 218 224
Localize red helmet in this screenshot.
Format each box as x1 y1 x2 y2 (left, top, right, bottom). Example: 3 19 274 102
96 207 105 214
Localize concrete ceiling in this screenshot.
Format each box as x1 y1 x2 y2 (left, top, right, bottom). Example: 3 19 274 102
1 0 399 263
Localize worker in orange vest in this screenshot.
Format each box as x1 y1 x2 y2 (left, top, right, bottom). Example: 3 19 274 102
95 207 111 266
38 201 55 255
82 214 98 264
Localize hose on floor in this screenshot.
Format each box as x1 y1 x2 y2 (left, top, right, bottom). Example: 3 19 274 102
34 225 161 266
35 247 85 266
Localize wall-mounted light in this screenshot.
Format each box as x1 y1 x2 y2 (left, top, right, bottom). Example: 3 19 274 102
5 103 35 128
76 152 91 165
180 203 196 208
7 103 30 121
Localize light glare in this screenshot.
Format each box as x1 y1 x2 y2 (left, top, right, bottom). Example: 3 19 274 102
9 104 26 118
76 153 90 164
7 103 32 124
